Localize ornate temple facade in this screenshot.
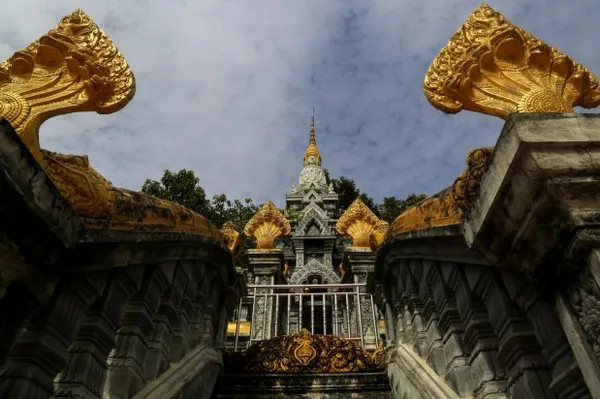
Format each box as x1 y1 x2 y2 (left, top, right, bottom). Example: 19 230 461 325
283 112 342 286
225 113 386 360
2 4 600 399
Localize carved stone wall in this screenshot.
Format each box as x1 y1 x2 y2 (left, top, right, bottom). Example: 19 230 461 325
0 121 240 399
375 114 600 399
376 229 589 398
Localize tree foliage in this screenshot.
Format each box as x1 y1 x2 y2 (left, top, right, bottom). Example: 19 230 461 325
141 169 211 216
378 193 427 224
141 169 258 268
142 168 425 266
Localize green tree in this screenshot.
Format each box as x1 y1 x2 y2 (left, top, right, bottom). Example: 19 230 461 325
141 169 211 216
141 169 258 268
378 193 427 224
328 175 379 216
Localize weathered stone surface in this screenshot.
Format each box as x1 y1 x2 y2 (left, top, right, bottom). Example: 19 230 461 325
387 344 461 399
376 209 591 398
463 113 600 276
212 371 392 398
0 119 241 398
132 345 222 399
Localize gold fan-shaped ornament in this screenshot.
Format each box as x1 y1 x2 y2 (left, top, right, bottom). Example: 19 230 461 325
336 199 387 249
424 4 600 119
244 201 291 250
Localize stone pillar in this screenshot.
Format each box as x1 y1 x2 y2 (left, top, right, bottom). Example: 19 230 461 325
247 249 284 341
342 248 378 348
293 239 305 268
462 113 600 397
324 239 334 267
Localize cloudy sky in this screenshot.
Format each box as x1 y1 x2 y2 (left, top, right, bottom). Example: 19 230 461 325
1 0 599 206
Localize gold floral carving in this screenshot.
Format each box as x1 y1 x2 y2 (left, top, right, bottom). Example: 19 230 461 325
244 201 291 249
452 147 494 212
224 329 384 373
220 221 241 256
424 4 600 119
336 199 387 249
0 11 223 243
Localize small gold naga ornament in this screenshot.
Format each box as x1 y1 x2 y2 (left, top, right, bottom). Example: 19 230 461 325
336 198 388 249
244 201 291 249
452 147 494 211
220 221 241 256
424 4 600 118
224 329 384 373
386 148 493 237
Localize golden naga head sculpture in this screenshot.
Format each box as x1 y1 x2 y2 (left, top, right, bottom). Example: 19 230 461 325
0 10 223 245
220 221 241 256
424 4 600 119
0 9 135 162
244 201 291 250
336 198 388 249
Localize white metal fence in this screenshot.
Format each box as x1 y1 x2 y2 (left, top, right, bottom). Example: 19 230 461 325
227 283 383 351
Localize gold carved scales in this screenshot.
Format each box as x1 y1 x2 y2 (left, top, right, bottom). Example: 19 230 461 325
424 4 600 119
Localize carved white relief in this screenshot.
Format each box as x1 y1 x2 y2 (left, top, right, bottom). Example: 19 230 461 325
289 258 341 284
299 165 328 190
295 203 330 236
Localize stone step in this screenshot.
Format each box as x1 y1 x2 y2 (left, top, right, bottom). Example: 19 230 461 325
212 371 392 398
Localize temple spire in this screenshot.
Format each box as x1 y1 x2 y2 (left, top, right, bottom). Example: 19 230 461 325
310 108 316 144
304 109 321 166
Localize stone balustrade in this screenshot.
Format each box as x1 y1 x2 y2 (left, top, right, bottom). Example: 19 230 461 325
374 114 600 399
0 119 241 399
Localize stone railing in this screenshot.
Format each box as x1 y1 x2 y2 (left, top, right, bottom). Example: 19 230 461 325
0 119 242 399
374 114 600 399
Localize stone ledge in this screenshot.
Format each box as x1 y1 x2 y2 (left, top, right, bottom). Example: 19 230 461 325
212 371 392 398
462 113 600 275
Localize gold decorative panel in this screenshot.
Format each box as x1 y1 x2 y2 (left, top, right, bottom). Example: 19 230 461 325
424 4 600 119
336 198 387 249
244 201 291 249
224 329 384 373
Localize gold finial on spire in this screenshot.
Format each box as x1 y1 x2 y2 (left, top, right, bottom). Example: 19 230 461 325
304 109 321 166
423 4 600 119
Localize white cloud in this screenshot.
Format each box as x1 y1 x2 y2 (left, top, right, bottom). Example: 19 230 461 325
1 0 599 206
